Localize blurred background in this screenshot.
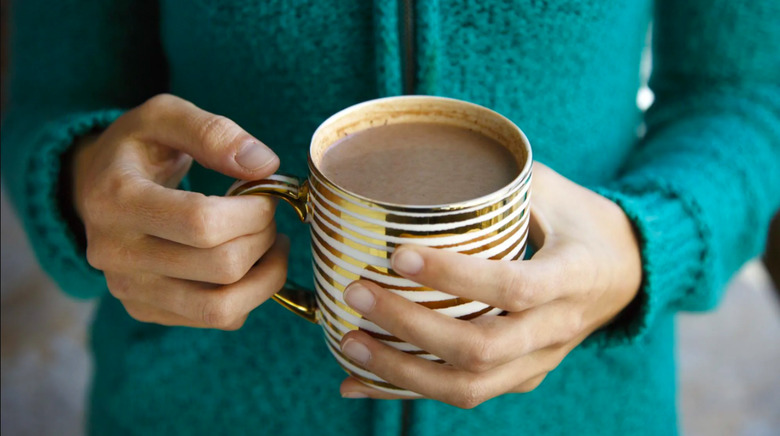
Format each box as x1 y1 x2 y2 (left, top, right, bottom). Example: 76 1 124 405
1 0 779 434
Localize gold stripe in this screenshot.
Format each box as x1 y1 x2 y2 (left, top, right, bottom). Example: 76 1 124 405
382 200 527 239
313 208 393 250
315 262 475 310
313 243 433 292
312 177 528 225
233 178 296 189
312 242 364 282
231 178 296 189
434 211 528 250
488 227 529 260
315 229 519 283
230 179 298 196
312 213 394 257
312 230 393 276
321 318 440 358
316 280 496 346
457 305 495 321
315 294 404 343
318 305 352 337
312 203 529 257
324 341 408 391
313 243 487 303
311 192 387 233
314 271 364 317
457 213 528 255
417 297 474 309
311 182 529 237
316 293 360 331
313 226 527 287
403 349 434 355
309 169 532 216
360 329 403 343
322 321 347 346
313 261 429 294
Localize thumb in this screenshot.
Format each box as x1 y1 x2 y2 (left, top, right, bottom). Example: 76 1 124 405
133 94 280 180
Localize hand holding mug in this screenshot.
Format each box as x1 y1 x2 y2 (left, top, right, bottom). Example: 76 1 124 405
337 163 643 406
73 94 289 329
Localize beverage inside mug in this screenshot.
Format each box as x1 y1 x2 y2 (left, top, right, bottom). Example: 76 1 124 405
228 96 533 395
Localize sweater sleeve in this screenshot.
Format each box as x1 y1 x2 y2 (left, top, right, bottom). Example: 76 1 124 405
0 0 167 298
586 0 780 347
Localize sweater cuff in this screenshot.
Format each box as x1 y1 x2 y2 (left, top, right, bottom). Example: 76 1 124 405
22 109 125 299
583 183 709 348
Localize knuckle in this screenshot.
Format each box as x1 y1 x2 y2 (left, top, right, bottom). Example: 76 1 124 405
461 330 498 373
454 378 489 409
86 238 117 271
221 314 248 331
105 275 132 300
88 238 135 273
517 374 547 393
123 304 154 323
200 295 241 329
561 243 599 288
85 242 105 271
143 93 177 113
564 313 584 340
184 197 222 247
266 254 289 291
83 173 137 225
210 245 249 285
111 172 138 201
497 269 529 312
197 115 238 148
80 190 103 223
82 184 115 224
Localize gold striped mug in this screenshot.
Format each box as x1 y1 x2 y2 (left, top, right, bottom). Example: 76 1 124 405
228 96 532 396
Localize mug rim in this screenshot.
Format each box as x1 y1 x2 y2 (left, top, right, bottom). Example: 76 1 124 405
307 95 533 212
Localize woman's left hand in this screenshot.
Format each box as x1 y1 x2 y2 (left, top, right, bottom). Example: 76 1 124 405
338 163 643 407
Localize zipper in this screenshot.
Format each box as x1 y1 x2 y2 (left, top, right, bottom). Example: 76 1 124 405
400 2 415 434
400 400 412 436
400 0 415 95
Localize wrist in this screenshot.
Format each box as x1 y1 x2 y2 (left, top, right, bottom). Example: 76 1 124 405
60 132 101 250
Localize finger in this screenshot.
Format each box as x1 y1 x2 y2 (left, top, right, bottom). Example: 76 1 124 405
123 176 277 248
510 373 548 394
339 377 422 400
389 244 571 312
122 300 247 330
339 330 536 409
344 281 583 372
107 235 290 329
131 94 279 180
101 223 277 284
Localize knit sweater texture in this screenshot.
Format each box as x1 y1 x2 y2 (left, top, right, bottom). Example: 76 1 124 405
2 1 779 435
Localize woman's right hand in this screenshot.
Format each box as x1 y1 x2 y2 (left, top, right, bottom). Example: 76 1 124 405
73 94 289 330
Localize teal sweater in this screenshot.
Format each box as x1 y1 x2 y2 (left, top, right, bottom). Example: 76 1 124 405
3 1 779 435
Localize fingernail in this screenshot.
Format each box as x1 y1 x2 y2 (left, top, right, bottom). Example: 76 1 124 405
392 249 424 275
235 141 277 170
341 339 371 366
342 391 368 399
343 283 375 314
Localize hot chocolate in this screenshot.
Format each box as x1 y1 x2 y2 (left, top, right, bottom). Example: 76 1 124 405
319 123 518 205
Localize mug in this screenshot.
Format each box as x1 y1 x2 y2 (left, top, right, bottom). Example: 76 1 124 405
228 96 533 396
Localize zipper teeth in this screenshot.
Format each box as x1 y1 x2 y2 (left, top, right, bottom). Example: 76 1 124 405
399 3 415 432
400 401 412 436
401 0 415 95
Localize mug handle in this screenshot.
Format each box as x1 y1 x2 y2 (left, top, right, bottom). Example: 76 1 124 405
227 175 318 324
